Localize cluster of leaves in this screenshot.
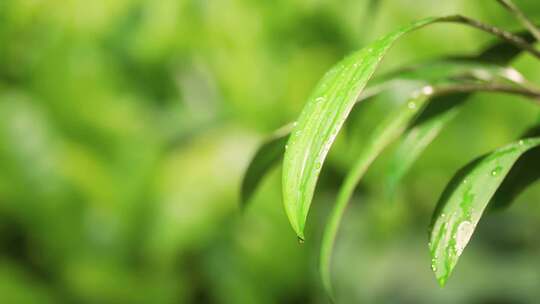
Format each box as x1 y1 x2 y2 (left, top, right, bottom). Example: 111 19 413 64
242 0 540 298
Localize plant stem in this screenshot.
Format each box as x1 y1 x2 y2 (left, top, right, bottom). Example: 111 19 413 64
438 15 540 60
433 83 540 102
496 0 540 41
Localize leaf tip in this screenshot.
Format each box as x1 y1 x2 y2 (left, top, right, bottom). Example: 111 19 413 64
430 245 449 287
436 275 448 287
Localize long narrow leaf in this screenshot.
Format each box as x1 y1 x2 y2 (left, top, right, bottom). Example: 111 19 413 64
320 89 434 295
429 137 540 286
283 17 444 239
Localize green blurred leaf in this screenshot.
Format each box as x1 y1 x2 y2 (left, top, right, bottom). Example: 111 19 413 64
241 124 292 209
429 137 540 286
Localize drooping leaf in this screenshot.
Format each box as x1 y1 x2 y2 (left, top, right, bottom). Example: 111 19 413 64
429 137 540 286
240 124 292 209
320 90 434 295
282 17 473 239
239 79 420 210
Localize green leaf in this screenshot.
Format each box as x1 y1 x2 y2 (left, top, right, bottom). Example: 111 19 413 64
240 124 292 209
429 137 540 286
474 31 534 64
282 17 444 239
320 90 434 295
490 121 540 210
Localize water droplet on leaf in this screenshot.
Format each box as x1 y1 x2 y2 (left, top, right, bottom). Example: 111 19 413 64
490 166 502 177
422 86 434 95
455 221 473 256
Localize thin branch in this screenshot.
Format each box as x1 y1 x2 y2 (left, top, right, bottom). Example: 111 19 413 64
496 0 540 41
432 82 540 103
438 15 540 60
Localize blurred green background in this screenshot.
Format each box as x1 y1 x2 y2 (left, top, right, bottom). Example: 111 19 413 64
1 0 540 303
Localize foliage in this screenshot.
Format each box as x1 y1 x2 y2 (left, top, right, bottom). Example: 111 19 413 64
243 0 540 300
1 0 540 303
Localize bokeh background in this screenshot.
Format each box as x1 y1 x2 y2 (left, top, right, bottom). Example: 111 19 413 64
1 0 540 303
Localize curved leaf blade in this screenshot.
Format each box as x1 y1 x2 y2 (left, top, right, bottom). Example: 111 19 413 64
490 120 540 210
429 137 540 286
490 145 540 210
240 124 292 209
282 17 440 239
320 90 434 295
